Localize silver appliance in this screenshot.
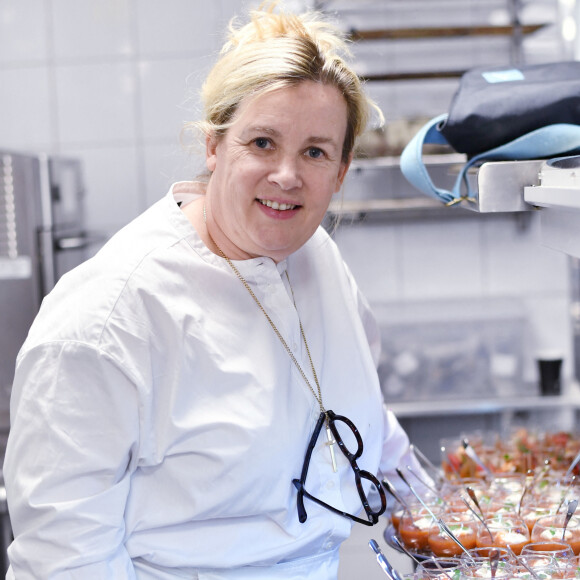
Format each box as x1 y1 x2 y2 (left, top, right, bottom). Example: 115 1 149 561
0 150 92 572
1 151 91 425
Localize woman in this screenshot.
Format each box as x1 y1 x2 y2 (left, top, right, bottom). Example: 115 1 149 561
4 4 426 579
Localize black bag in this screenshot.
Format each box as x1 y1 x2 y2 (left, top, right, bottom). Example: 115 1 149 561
438 60 580 156
401 60 580 204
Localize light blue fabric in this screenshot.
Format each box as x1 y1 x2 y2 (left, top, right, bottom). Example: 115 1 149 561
400 114 580 204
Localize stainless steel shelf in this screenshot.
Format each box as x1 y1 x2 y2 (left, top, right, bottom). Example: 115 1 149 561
332 155 570 215
386 386 580 418
328 154 465 220
328 155 544 219
351 154 464 169
328 196 445 215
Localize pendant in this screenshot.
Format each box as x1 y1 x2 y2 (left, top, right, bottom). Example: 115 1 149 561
325 422 338 473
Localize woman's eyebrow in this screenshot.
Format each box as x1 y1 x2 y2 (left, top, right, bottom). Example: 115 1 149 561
242 126 280 137
308 136 337 145
243 126 337 142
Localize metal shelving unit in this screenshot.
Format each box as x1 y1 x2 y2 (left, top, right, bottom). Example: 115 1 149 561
320 0 564 220
326 155 542 224
321 1 574 447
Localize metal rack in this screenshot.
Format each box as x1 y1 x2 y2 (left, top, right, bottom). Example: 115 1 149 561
318 0 565 221
326 155 540 223
319 0 562 79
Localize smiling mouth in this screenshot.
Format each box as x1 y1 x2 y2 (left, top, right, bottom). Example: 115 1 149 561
258 199 297 211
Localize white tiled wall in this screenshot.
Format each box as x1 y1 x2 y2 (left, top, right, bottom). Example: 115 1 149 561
0 0 233 234
333 213 572 385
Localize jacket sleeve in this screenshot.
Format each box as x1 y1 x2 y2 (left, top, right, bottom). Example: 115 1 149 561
3 341 141 579
378 406 435 496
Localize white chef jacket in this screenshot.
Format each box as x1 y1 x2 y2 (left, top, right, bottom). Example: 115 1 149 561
3 183 417 579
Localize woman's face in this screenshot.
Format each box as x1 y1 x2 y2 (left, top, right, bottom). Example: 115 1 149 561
205 80 351 262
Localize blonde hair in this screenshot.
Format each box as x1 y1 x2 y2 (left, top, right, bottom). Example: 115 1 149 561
195 2 381 163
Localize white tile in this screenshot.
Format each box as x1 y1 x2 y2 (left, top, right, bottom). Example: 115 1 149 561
484 214 571 296
55 62 137 145
63 146 141 234
141 142 205 209
51 0 134 60
138 56 212 142
399 219 485 300
0 0 49 63
136 0 221 56
0 67 53 150
333 220 400 304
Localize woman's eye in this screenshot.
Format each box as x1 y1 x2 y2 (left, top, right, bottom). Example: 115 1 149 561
307 147 324 159
254 137 270 149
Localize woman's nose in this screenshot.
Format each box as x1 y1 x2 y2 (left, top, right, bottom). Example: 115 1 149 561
268 157 303 190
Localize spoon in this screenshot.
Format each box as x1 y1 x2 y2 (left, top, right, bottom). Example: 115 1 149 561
566 450 580 478
461 494 494 542
505 545 542 580
561 498 578 541
441 444 462 478
369 539 403 580
390 535 453 580
382 477 411 511
489 547 499 580
389 534 421 565
466 486 486 521
395 467 433 515
532 461 552 494
462 438 493 478
557 476 576 513
514 554 542 580
517 480 531 516
405 464 445 500
396 468 476 563
410 443 445 485
516 469 537 516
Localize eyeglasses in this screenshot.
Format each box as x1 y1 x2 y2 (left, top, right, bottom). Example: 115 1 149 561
292 409 387 526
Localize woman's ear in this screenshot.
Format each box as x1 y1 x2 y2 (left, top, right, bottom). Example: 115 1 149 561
206 133 218 173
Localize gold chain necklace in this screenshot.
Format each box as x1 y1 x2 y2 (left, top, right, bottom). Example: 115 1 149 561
203 204 338 471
